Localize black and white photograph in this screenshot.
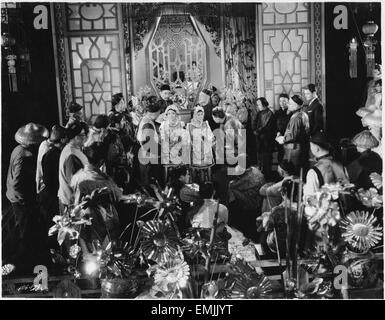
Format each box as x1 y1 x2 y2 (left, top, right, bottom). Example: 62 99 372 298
1 1 383 302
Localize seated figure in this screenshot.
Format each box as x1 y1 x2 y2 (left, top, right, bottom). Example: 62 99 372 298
227 161 266 242
259 160 296 213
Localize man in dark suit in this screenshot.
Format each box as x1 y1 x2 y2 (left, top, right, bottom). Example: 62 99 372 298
158 84 173 114
275 93 291 162
253 97 276 179
303 83 324 135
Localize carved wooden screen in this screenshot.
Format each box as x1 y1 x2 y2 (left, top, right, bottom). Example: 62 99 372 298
148 14 207 97
54 3 126 122
257 2 324 108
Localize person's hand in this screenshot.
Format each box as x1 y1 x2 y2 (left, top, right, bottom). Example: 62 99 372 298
256 212 272 231
275 136 284 144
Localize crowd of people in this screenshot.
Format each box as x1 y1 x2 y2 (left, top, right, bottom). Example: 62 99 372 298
3 75 383 275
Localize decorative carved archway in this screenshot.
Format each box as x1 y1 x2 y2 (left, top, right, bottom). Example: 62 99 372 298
147 14 208 98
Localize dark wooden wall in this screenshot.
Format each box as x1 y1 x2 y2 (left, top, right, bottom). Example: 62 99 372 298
1 3 59 195
324 2 381 143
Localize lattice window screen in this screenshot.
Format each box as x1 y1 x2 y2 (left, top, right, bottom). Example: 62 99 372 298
60 3 125 121
148 15 207 96
257 2 323 108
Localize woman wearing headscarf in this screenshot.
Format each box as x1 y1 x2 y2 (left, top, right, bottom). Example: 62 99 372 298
159 104 189 165
5 123 49 273
187 105 215 183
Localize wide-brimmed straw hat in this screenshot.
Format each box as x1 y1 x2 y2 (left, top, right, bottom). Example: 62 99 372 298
352 130 379 149
15 123 49 146
356 104 377 118
362 109 382 128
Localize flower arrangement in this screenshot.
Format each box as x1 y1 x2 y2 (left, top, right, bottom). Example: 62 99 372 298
340 211 383 253
181 228 230 264
144 257 191 299
129 85 154 126
214 257 272 299
48 186 103 246
42 175 383 299
356 188 383 208
304 191 341 230
169 82 199 110
296 180 383 295
222 88 248 124
139 219 181 264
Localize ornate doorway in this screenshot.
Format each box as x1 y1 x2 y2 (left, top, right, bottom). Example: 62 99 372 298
52 3 127 123
147 14 208 98
256 2 325 107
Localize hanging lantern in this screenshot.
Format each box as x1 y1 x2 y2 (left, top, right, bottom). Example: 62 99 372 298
6 54 18 92
1 6 9 24
1 33 16 48
362 21 379 37
19 48 32 84
348 38 358 78
362 21 378 77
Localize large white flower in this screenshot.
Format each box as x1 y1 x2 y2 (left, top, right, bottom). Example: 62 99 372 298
340 211 383 252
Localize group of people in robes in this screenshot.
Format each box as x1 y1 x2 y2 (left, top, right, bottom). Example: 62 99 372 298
3 73 383 275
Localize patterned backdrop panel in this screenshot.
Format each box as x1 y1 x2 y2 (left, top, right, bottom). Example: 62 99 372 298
149 15 207 96
70 35 122 118
54 3 126 122
263 28 310 105
262 2 310 25
258 2 320 108
66 3 119 31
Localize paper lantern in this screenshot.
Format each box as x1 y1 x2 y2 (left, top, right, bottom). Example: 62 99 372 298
362 21 378 37
362 21 379 77
348 38 358 78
